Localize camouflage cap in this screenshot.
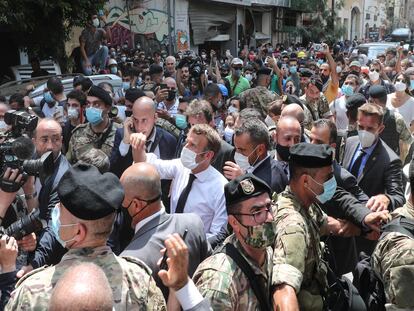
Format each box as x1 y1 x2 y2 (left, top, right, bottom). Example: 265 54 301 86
58 163 124 220
225 173 271 208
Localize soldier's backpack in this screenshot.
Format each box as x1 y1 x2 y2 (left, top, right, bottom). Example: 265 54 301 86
353 216 414 311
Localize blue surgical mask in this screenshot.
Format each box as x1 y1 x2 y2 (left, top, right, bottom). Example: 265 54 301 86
43 91 54 104
410 80 414 90
175 114 187 130
308 175 337 204
234 69 241 78
341 84 354 96
122 81 130 90
51 206 78 248
86 107 104 125
289 66 297 74
317 59 324 65
110 66 117 74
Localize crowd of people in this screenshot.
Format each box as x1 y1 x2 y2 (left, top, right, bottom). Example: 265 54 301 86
0 11 414 311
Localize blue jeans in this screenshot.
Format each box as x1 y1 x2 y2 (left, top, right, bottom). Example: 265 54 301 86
82 45 109 75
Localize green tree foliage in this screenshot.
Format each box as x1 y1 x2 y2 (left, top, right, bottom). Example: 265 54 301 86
291 0 346 44
0 0 107 66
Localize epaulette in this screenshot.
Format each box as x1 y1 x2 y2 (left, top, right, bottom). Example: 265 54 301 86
15 265 50 288
120 255 153 275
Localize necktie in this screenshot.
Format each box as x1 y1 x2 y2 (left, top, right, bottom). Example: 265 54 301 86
175 174 196 213
145 140 151 152
350 150 366 178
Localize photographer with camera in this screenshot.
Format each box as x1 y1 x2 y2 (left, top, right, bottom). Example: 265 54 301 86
176 51 207 97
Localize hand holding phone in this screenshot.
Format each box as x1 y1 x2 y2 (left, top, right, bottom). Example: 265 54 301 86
159 229 188 271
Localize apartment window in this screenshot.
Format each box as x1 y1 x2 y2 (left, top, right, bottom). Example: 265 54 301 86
366 13 370 20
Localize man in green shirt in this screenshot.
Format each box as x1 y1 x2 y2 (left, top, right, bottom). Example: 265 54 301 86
226 58 251 96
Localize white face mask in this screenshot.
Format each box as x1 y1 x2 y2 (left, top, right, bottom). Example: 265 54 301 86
180 147 208 170
394 81 406 92
0 120 7 130
358 130 377 148
234 146 259 172
228 106 238 114
67 107 79 120
245 74 253 81
224 127 234 143
368 70 380 82
92 18 99 28
336 66 342 73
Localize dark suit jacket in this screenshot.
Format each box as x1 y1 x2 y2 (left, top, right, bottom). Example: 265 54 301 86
121 210 212 300
253 156 288 194
333 161 369 204
342 137 405 211
342 137 405 254
211 140 235 176
109 126 177 178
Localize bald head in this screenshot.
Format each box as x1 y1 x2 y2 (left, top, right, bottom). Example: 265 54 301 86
275 116 301 148
120 163 161 201
164 77 177 88
33 118 63 158
281 103 305 124
49 263 113 311
132 96 157 136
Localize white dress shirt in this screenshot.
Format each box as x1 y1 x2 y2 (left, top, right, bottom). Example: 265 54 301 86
119 127 160 158
175 279 204 310
146 153 228 238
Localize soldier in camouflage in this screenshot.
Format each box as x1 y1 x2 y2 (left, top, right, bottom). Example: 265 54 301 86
371 161 414 310
66 85 121 164
272 143 336 311
239 67 279 118
193 174 275 310
300 75 333 131
5 164 166 311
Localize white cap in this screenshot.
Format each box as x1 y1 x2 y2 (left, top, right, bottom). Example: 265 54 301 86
108 58 117 66
231 58 243 66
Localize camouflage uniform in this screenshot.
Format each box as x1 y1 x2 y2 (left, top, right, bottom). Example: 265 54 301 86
239 86 279 117
5 246 166 310
193 234 273 310
371 201 414 310
66 121 121 164
272 187 329 311
300 94 332 131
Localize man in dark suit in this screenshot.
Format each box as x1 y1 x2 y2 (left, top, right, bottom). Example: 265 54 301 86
342 103 405 254
223 118 288 194
185 99 234 175
110 96 177 210
119 162 211 300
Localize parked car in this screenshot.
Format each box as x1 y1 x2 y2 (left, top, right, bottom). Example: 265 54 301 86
351 42 408 60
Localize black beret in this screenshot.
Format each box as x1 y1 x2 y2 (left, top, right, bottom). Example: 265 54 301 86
346 93 367 110
88 85 112 106
309 75 323 92
369 85 387 99
149 64 163 75
225 174 271 207
57 163 124 220
300 68 314 78
289 143 334 168
257 66 272 76
282 94 304 110
125 88 145 103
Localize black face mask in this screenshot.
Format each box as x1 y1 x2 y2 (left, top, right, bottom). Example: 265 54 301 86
276 144 291 162
167 90 176 101
47 101 55 108
321 75 329 84
125 110 132 117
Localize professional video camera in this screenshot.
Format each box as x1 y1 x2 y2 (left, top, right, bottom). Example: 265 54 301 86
0 110 54 190
182 50 204 78
0 209 46 240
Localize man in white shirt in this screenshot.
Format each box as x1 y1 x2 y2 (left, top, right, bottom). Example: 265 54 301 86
130 123 228 240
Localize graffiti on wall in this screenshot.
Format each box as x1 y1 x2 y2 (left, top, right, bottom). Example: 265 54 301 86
105 4 169 53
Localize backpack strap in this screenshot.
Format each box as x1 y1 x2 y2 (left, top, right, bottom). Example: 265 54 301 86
94 121 113 149
223 243 271 311
380 216 414 240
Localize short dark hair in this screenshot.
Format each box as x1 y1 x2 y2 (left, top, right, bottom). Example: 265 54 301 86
268 100 283 116
235 118 270 150
97 82 114 93
47 77 64 95
203 83 221 99
73 75 93 92
9 93 25 109
312 119 337 144
67 89 87 106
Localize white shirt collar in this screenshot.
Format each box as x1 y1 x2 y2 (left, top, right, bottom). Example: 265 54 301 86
134 206 164 233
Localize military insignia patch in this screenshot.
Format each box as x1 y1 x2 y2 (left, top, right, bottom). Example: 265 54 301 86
240 179 255 194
